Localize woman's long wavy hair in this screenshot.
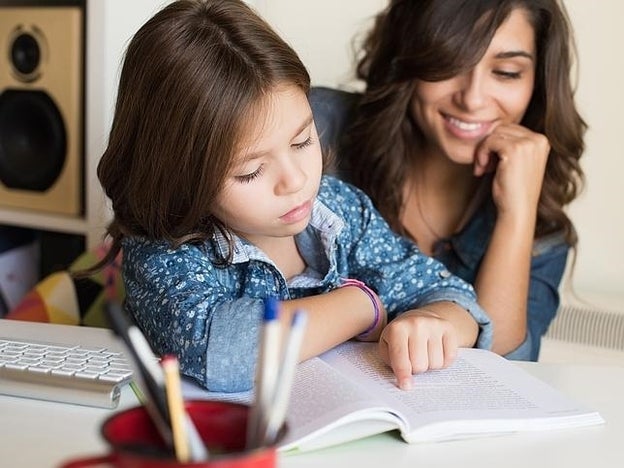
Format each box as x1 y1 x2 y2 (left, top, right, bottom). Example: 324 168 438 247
84 0 310 273
343 0 585 245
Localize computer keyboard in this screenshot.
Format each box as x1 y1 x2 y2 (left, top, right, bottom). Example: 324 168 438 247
0 336 133 409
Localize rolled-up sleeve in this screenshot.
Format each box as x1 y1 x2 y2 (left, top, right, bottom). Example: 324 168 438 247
123 240 265 392
505 238 569 361
204 298 264 391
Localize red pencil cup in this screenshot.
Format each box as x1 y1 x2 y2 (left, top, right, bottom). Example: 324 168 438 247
59 400 285 468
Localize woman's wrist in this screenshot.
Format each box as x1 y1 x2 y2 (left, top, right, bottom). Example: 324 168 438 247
340 278 382 339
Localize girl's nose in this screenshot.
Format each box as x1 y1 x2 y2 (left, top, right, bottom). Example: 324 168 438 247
275 157 306 195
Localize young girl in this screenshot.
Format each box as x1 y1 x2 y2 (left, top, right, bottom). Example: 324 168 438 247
95 0 491 392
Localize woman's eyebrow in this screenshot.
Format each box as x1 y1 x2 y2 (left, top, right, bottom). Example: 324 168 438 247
495 50 534 61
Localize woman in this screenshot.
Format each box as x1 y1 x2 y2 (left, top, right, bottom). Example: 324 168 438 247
311 0 585 360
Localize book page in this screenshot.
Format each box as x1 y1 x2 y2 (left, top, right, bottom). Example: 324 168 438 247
279 356 401 451
322 342 604 443
180 355 402 452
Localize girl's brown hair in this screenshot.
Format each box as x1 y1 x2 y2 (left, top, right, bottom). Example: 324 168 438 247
343 0 585 245
91 0 310 270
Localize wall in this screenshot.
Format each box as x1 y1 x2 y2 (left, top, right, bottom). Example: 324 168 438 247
253 0 624 301
562 0 624 300
254 0 385 89
85 0 169 246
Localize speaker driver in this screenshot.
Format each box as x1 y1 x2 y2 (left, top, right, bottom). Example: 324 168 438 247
11 32 41 77
0 89 66 191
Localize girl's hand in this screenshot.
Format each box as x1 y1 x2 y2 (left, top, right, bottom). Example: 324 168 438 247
377 308 459 390
473 123 549 219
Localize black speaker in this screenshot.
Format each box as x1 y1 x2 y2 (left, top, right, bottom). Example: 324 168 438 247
0 2 84 216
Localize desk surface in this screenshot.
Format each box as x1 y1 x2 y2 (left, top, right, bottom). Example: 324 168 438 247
1 319 622 468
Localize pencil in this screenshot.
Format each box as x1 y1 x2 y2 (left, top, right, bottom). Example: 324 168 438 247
162 355 190 462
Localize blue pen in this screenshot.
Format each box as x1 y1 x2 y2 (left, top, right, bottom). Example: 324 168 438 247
246 297 281 450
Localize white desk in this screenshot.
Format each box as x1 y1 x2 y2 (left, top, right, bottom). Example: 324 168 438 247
1 319 622 468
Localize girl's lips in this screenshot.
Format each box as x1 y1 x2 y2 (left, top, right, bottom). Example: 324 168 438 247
443 114 493 140
280 200 312 224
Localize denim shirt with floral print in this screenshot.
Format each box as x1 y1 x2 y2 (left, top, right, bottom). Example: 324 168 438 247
122 176 491 392
310 86 570 362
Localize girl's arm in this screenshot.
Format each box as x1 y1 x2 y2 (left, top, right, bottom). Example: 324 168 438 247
279 285 387 361
473 123 550 355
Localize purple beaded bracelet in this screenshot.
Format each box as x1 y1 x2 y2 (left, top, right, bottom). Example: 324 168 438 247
340 278 381 339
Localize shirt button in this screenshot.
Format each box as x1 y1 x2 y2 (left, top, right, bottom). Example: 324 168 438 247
439 269 452 279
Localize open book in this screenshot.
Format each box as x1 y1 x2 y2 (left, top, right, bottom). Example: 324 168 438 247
183 341 604 452
279 341 604 451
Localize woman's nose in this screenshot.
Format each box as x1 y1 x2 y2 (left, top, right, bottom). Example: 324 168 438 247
454 70 487 111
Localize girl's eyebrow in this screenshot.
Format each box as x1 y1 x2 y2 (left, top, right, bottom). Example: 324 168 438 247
243 114 314 161
293 115 314 137
494 50 534 61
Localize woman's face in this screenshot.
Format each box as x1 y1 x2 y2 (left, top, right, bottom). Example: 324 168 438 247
409 8 536 165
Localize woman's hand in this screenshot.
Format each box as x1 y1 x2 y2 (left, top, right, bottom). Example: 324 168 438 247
377 306 467 390
474 123 549 219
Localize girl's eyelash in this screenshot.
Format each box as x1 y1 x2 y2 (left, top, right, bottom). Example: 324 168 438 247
234 136 312 183
294 136 313 149
235 165 264 184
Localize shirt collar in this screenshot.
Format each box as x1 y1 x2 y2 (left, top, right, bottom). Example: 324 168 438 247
211 198 345 265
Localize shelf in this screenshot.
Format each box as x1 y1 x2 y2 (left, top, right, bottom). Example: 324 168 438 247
0 208 89 236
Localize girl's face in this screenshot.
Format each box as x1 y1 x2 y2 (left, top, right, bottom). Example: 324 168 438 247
409 8 536 164
213 84 323 247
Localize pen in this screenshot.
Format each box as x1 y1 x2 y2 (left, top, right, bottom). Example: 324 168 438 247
104 302 172 447
263 309 307 446
246 297 281 450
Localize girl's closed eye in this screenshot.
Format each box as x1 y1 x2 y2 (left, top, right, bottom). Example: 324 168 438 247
293 136 313 150
235 164 264 184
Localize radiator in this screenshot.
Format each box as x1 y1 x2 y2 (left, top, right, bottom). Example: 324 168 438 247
546 303 624 351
